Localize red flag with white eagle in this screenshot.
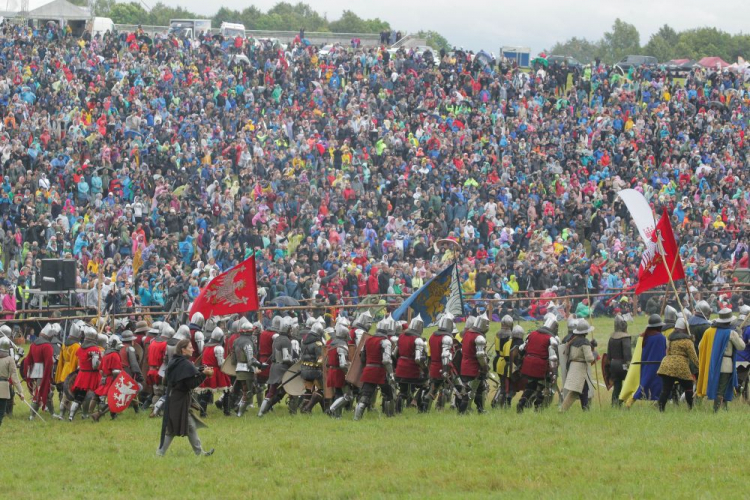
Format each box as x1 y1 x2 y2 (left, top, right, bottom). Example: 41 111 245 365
189 255 259 318
635 208 686 294
107 372 140 414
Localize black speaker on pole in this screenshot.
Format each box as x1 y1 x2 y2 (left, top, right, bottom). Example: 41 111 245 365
41 259 77 291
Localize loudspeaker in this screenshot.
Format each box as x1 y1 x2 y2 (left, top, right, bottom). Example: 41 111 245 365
41 259 77 291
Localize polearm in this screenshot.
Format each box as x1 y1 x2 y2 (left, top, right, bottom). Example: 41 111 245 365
585 287 604 409
655 231 693 341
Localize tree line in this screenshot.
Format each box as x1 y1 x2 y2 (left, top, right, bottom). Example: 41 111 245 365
550 18 750 65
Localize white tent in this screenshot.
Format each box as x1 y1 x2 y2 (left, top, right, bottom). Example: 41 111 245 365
27 0 90 20
0 0 55 17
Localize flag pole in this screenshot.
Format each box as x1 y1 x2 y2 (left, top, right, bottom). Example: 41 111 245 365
655 234 693 340
584 286 603 409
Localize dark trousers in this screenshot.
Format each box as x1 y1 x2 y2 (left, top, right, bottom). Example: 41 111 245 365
658 375 693 411
611 378 624 406
0 398 7 426
517 376 547 411
359 382 393 404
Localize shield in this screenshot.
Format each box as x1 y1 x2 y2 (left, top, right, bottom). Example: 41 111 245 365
281 361 306 396
107 372 140 414
221 355 237 376
345 333 371 388
558 342 569 399
602 353 613 390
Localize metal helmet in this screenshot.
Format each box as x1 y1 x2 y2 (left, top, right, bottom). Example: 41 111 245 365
121 330 135 342
474 313 490 334
107 335 123 350
40 323 55 339
614 314 628 332
377 316 394 333
511 325 525 339
149 321 162 337
237 318 253 335
204 318 217 333
501 315 514 330
695 300 711 318
311 322 324 337
97 333 109 348
664 305 678 324
354 311 373 330
283 317 297 334
542 314 558 335
161 324 175 340
437 313 454 333
190 312 205 328
674 317 687 331
210 327 225 343
739 305 750 321
465 315 477 331
408 314 425 335
336 315 351 329
69 321 84 341
0 325 12 340
173 325 190 342
271 315 283 332
0 335 10 355
84 326 98 342
305 316 316 328
334 322 349 340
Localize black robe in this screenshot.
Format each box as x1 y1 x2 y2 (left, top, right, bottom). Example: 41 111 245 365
160 355 206 445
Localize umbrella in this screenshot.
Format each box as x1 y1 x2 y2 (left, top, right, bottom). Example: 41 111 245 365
531 56 548 67
173 185 189 197
434 238 462 253
271 296 300 307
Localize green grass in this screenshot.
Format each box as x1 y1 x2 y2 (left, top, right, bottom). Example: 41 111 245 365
2 315 745 499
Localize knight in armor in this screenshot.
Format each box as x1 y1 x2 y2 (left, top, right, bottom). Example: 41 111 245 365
257 315 281 405
139 323 160 410
517 314 560 413
663 305 678 332
119 330 144 413
351 311 374 348
0 335 24 426
353 317 396 420
218 319 243 414
198 327 233 416
424 313 455 412
21 323 58 419
146 323 170 417
697 308 746 412
326 322 355 418
235 319 261 417
286 317 304 415
258 317 294 417
91 336 124 422
689 300 713 356
459 312 490 414
188 313 206 362
560 320 596 411
657 317 698 411
605 315 632 406
69 327 103 421
53 321 83 419
299 319 325 413
493 318 525 409
394 315 427 412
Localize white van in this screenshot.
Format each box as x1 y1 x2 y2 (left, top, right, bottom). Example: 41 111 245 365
220 22 245 38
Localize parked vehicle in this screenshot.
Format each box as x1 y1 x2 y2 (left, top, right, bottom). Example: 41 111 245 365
168 19 211 40
220 22 245 38
615 55 658 71
547 55 583 69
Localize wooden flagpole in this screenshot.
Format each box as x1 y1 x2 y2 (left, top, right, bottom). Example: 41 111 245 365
655 232 692 339
585 287 603 409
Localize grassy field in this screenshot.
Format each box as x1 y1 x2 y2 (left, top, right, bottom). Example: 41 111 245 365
2 315 747 499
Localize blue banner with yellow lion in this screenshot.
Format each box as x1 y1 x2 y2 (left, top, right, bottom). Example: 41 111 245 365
392 263 463 326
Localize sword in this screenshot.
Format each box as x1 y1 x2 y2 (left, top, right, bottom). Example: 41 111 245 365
23 399 46 422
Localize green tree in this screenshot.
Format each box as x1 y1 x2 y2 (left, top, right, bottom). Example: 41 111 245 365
675 27 733 61
108 2 149 25
549 36 601 64
417 30 450 52
643 25 679 62
147 2 198 26
601 18 641 64
328 10 388 33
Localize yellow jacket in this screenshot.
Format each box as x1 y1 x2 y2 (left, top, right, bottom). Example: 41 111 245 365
55 342 80 384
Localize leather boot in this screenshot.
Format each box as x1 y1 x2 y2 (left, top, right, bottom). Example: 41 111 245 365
199 392 210 418
222 391 232 416
714 396 724 413
301 392 323 414
29 402 40 421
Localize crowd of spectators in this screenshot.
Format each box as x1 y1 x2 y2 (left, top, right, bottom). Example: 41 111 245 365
0 21 748 331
